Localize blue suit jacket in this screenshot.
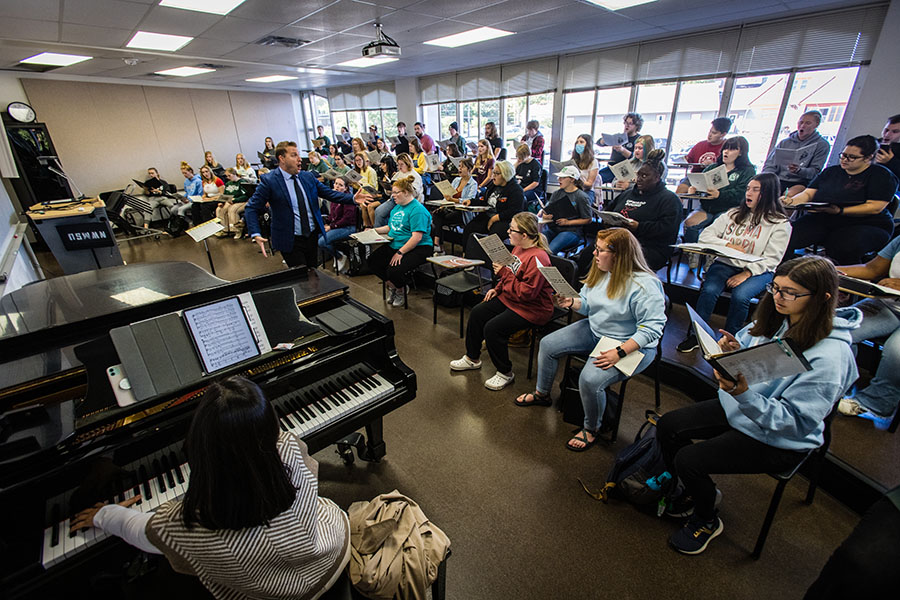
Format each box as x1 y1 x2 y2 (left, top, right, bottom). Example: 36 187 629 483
244 169 356 253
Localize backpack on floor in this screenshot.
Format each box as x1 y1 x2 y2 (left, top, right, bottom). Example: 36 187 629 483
579 410 673 513
165 214 188 237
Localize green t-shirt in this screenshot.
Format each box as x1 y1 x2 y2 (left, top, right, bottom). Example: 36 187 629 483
388 200 432 250
223 179 248 203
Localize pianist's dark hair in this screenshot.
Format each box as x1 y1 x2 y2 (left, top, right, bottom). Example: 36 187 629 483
182 376 295 530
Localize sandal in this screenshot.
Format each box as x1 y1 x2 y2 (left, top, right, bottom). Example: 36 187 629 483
514 391 551 407
566 430 597 452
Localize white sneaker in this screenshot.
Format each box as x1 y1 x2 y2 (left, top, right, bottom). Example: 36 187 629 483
838 397 868 416
391 286 407 307
433 246 445 256
385 286 397 303
450 355 482 371
336 254 349 274
485 371 515 391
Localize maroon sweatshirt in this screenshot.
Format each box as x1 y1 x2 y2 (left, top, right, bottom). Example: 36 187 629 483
495 246 554 325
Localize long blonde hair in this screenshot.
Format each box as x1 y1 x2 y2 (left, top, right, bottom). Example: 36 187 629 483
583 228 653 298
512 212 549 252
475 139 493 167
235 153 248 168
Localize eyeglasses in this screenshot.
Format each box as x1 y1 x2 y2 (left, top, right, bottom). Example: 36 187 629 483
839 153 864 161
508 228 524 234
765 282 813 301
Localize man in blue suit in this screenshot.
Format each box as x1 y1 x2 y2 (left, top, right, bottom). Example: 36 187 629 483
244 141 369 269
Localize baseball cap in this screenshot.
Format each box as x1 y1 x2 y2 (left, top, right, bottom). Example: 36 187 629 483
557 165 582 181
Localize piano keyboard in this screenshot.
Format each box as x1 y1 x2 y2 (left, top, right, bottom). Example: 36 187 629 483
40 368 395 569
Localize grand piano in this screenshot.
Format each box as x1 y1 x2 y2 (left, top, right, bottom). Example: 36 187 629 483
0 262 416 599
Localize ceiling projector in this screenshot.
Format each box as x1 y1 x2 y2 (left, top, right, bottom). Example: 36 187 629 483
362 23 400 58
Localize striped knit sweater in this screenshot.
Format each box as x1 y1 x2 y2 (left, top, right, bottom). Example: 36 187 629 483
145 433 350 600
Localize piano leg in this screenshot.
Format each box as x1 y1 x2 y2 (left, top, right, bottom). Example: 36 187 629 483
335 418 386 464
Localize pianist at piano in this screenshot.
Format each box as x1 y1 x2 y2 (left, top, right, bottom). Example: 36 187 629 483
69 376 351 600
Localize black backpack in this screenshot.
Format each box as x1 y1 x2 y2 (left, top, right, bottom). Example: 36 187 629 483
165 214 188 237
580 410 674 513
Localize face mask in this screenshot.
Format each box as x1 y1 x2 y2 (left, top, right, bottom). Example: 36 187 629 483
575 143 585 154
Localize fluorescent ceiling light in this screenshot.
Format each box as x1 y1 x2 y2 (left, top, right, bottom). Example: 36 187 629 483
127 31 193 52
155 66 215 77
584 0 658 10
20 52 92 66
297 67 327 74
337 56 398 68
423 26 514 48
246 75 298 83
159 0 247 15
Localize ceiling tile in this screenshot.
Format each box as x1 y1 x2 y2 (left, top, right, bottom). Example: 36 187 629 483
0 0 59 21
221 43 301 61
271 24 340 42
60 23 134 47
137 6 223 38
62 0 151 29
180 37 247 57
201 16 281 43
0 18 59 43
57 57 130 75
460 0 572 26
229 0 338 24
293 0 397 31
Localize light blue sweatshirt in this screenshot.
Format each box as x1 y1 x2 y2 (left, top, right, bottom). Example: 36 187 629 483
576 272 666 349
720 307 861 451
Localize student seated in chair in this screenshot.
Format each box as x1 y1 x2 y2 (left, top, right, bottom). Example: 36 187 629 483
514 143 542 210
432 158 477 253
318 176 357 274
234 153 257 183
514 228 665 453
69 376 350 599
835 236 900 428
657 256 859 555
215 168 250 238
682 136 756 247
782 135 898 266
599 149 683 273
461 161 525 250
539 165 591 254
675 117 732 194
677 173 791 352
450 212 554 391
368 176 434 307
762 110 831 197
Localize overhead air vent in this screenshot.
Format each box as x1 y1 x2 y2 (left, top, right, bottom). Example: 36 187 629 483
197 63 228 69
10 63 61 73
255 35 310 49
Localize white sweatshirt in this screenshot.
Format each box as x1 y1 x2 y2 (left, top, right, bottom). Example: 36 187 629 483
698 209 792 275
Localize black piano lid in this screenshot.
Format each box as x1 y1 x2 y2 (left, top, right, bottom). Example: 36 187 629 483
0 263 349 391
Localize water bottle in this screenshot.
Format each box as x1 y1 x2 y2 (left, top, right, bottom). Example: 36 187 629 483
646 471 672 491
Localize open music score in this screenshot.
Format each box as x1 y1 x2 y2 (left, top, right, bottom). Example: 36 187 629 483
183 297 261 374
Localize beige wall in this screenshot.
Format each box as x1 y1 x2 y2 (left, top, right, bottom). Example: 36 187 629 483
20 79 298 196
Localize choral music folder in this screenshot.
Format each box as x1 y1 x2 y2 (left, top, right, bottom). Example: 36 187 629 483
686 303 811 385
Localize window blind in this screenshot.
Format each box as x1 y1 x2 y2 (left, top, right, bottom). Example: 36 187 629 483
636 30 739 81
456 67 501 101
329 83 396 110
501 58 558 96
561 45 638 91
420 74 457 104
735 5 887 73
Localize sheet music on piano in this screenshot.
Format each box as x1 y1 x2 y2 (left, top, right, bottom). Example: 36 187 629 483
183 297 263 374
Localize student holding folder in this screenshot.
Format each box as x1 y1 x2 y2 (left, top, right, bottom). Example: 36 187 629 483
656 256 860 555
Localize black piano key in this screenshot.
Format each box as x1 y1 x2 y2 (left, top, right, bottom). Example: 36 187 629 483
139 465 153 500
50 504 61 547
286 399 307 422
274 406 291 430
356 376 373 391
169 452 186 484
152 459 166 493
161 455 177 489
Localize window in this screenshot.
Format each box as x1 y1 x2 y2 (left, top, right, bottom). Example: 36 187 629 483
364 110 382 138
439 103 457 143
382 109 398 135
635 82 677 156
331 111 348 137
562 91 595 161
422 104 439 142
593 87 631 161
459 102 478 142
345 111 363 139
728 74 790 167
314 95 332 140
669 78 725 161
775 67 859 154
529 93 554 164
505 95 527 158
480 100 500 143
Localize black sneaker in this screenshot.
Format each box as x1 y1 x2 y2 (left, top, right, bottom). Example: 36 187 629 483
676 334 699 353
664 488 722 519
669 514 724 555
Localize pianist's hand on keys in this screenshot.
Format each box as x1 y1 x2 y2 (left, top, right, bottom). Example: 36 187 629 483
70 496 142 533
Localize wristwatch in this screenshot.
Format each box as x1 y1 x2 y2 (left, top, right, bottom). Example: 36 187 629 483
396 250 404 256
616 346 627 359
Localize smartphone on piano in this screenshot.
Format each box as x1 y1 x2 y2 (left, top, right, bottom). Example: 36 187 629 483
107 364 137 407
